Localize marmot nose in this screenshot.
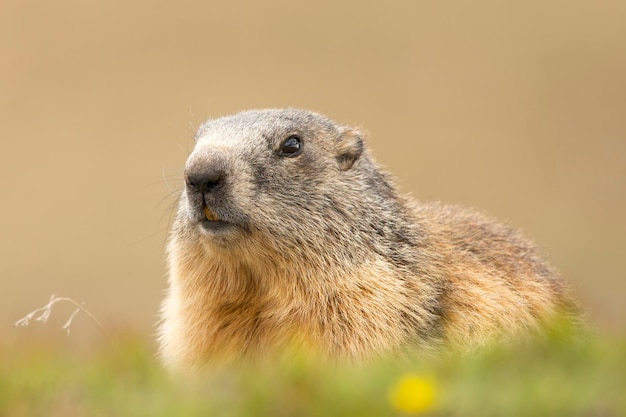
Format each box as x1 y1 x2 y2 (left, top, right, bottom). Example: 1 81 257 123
185 168 226 195
184 150 230 196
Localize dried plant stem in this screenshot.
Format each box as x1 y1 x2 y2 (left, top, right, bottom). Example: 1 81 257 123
14 294 108 338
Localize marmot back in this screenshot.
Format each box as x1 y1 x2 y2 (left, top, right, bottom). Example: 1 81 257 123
158 108 577 369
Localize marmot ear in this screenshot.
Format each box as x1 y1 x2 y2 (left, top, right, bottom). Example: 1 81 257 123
336 128 364 171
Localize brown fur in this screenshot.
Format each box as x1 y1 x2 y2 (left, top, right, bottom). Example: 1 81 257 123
158 108 577 369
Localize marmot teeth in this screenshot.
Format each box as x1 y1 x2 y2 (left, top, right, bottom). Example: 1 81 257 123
203 206 220 221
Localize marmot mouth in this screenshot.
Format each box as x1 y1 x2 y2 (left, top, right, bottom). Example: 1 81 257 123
200 205 233 233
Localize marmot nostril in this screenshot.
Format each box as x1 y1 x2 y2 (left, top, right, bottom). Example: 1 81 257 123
185 171 225 194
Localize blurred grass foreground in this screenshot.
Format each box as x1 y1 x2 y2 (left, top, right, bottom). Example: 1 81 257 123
2 323 625 417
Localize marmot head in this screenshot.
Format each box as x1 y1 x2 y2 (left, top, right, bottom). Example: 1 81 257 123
177 108 407 264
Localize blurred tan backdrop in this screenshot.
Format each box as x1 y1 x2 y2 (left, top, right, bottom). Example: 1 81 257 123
2 1 625 347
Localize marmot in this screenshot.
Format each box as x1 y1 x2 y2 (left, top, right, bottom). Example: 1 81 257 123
158 108 576 369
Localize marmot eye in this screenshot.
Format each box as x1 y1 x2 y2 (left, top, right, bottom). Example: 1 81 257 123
279 135 302 157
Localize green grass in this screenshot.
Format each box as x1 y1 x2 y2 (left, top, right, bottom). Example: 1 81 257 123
2 328 625 417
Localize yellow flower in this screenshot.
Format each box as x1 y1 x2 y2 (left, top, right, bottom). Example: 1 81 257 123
388 374 436 414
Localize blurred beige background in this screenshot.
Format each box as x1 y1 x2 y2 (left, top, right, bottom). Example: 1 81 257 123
2 1 625 348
